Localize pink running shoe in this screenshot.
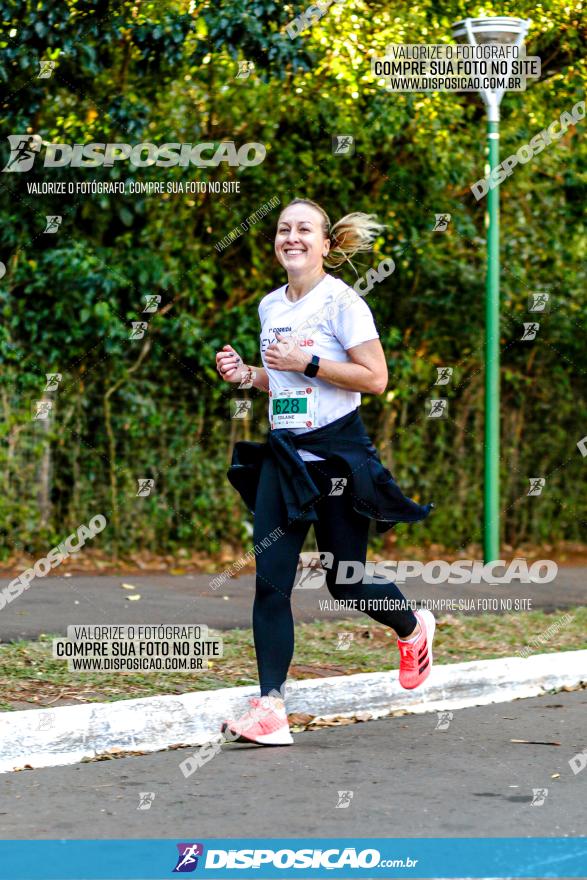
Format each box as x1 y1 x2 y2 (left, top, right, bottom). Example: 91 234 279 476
221 695 293 746
397 608 436 689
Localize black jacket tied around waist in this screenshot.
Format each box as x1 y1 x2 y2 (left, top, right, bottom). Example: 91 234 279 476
227 407 433 533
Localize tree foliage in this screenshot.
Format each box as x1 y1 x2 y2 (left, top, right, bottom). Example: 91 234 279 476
0 0 585 558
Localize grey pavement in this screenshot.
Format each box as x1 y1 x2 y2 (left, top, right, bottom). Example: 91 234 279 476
1 690 585 838
0 567 586 643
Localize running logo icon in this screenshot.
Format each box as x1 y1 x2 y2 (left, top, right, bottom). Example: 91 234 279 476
295 551 333 590
527 477 545 496
426 398 448 419
295 556 326 589
173 843 204 872
531 788 548 806
336 790 354 808
435 711 453 730
3 134 42 172
528 292 550 312
332 135 355 156
32 400 53 421
137 792 155 810
432 213 451 232
143 294 161 313
336 632 354 650
44 373 62 392
521 322 540 340
44 215 62 233
232 399 252 419
136 478 155 497
238 369 257 389
37 711 55 731
129 321 149 340
38 60 56 78
435 367 453 385
235 60 255 79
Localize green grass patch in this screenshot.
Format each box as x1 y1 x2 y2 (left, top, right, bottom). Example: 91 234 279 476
1 607 585 712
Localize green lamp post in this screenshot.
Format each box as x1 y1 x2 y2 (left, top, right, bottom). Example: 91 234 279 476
451 16 531 563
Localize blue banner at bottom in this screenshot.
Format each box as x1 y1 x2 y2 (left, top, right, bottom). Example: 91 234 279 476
0 838 585 879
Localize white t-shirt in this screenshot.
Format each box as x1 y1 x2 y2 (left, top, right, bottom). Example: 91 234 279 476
258 274 380 461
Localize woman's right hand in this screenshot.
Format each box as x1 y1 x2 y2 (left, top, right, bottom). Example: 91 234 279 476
216 345 247 383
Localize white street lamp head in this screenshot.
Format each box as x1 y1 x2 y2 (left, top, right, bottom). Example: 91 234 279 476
451 16 531 120
451 17 531 45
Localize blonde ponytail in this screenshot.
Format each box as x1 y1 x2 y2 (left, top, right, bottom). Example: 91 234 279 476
327 212 386 270
280 198 386 273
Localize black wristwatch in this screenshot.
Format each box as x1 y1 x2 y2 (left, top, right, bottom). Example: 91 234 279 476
303 354 320 378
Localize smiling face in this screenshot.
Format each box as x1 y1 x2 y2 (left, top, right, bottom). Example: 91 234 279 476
274 203 330 275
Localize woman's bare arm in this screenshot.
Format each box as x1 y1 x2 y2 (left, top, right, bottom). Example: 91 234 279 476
247 366 270 393
264 335 388 395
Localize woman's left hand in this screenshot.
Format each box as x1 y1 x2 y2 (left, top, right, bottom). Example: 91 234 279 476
264 332 312 373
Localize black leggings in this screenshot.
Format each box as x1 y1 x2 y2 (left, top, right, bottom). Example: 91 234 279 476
252 453 418 696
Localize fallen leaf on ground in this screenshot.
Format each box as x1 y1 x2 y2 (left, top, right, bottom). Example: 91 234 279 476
287 713 314 726
308 716 355 727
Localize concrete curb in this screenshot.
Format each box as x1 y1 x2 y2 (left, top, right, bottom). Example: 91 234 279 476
1 649 586 773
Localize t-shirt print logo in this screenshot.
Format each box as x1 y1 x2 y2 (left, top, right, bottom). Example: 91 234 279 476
261 328 314 353
261 326 292 353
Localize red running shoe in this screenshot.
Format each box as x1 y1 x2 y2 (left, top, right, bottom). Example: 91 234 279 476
397 609 436 689
220 695 293 746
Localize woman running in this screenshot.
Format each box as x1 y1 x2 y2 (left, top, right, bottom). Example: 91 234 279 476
215 198 434 746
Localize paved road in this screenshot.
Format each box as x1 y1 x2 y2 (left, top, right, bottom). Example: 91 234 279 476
1 690 585 838
0 567 585 643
